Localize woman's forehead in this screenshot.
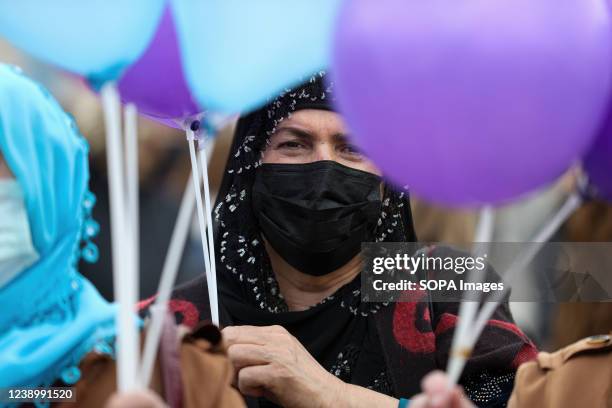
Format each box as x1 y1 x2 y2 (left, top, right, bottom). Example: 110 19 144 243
277 109 346 131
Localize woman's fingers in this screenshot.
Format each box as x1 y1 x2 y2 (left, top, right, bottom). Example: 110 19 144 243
421 371 456 408
237 364 273 398
451 388 475 408
224 324 342 408
420 371 475 408
104 391 167 408
222 325 286 346
227 343 273 369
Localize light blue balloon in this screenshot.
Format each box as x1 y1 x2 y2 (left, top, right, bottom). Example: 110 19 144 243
0 1 166 85
171 0 343 113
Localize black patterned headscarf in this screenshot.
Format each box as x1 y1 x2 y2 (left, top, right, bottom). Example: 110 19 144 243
213 71 417 314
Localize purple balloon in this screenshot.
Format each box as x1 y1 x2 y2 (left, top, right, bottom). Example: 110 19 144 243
584 112 612 201
333 0 612 206
118 6 200 128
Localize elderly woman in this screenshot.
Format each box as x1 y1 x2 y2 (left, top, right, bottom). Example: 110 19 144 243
0 64 242 408
143 73 536 407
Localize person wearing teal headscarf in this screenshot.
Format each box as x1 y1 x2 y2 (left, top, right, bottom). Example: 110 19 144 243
0 64 117 391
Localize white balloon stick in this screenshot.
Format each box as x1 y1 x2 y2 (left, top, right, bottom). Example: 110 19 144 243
100 83 139 392
140 135 220 388
198 144 219 326
448 193 581 388
468 193 582 345
124 103 140 382
139 174 196 387
473 206 495 245
124 103 140 304
187 132 216 325
447 206 495 387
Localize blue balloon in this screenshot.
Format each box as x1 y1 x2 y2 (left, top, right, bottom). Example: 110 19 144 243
0 1 165 85
171 0 342 113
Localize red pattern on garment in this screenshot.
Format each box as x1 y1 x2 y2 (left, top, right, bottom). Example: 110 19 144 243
392 291 436 353
511 342 538 368
137 296 200 329
488 319 529 341
433 312 537 367
434 312 458 335
167 299 200 328
487 320 538 367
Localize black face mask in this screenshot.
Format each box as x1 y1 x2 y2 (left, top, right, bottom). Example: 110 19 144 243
252 160 382 276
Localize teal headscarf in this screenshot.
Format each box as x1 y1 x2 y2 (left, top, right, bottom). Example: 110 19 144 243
0 64 117 389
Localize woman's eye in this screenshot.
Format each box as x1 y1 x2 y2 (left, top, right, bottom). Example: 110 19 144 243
339 143 362 157
278 141 305 150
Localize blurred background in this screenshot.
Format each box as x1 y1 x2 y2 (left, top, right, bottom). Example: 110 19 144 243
2 38 610 352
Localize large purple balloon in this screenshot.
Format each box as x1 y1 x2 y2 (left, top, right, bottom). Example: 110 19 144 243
333 0 612 206
118 7 200 128
584 111 612 201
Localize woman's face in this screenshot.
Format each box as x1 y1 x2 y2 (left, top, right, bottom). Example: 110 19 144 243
262 109 381 176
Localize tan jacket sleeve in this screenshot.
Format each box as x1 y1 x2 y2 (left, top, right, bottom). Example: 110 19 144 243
508 333 612 408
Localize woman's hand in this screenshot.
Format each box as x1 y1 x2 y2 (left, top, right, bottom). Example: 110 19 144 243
409 371 475 408
104 390 167 408
222 325 346 408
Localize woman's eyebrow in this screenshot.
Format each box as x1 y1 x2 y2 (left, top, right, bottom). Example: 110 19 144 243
332 133 352 144
273 125 313 141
